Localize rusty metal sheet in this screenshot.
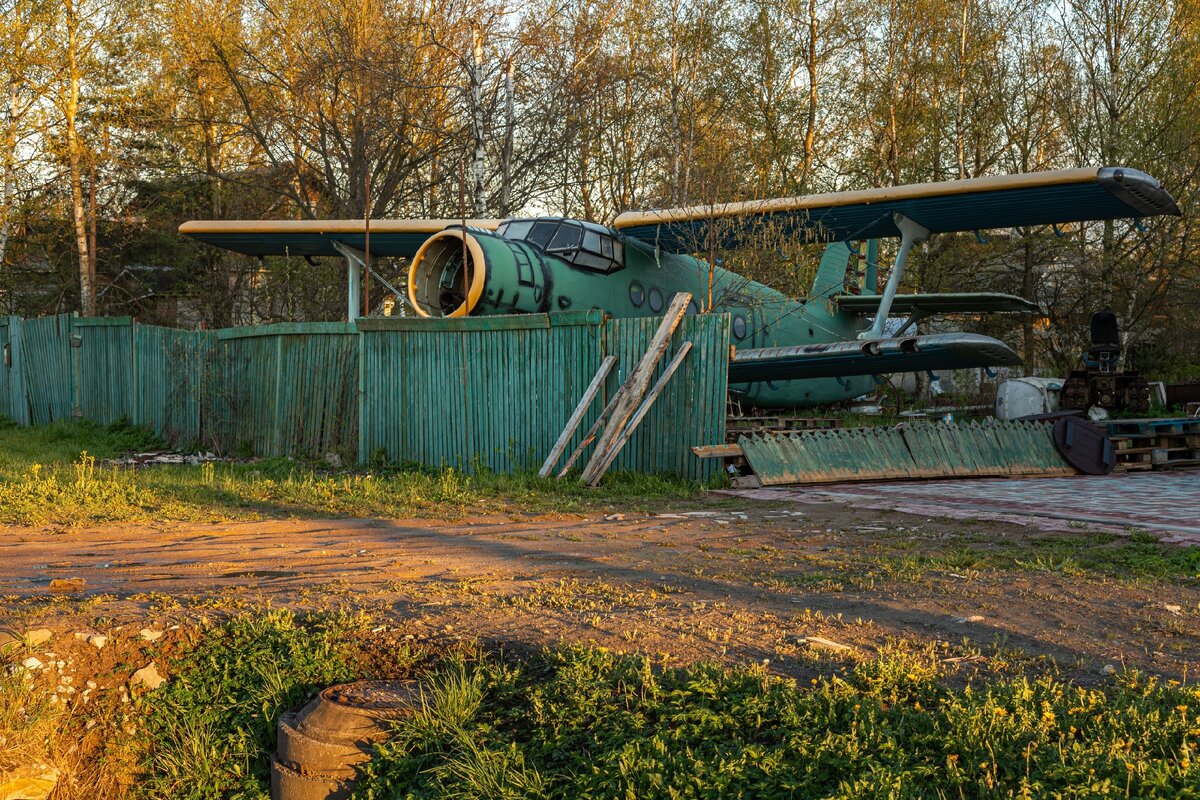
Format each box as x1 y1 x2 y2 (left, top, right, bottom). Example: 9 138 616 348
740 420 1074 486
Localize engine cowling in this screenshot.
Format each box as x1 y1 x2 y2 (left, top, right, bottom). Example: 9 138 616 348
408 227 557 318
407 228 488 317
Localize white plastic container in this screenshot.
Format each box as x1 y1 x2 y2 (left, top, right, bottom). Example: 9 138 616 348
995 377 1064 420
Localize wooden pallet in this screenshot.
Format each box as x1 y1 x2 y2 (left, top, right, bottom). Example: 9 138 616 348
1107 418 1200 471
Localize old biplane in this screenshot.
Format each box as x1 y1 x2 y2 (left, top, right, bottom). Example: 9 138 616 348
180 166 1180 408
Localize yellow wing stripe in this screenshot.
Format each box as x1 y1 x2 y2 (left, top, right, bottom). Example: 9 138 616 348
612 168 1097 229
178 218 502 235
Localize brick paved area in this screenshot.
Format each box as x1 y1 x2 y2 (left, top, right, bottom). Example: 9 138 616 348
728 471 1200 545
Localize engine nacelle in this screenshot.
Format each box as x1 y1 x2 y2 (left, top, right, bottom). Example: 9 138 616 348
407 228 487 317
408 227 550 318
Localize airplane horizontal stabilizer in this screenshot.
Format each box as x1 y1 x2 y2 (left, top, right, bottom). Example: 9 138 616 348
178 219 501 257
834 292 1041 315
728 333 1022 383
615 167 1180 253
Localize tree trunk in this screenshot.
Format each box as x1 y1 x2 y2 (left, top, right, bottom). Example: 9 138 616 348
955 0 969 179
88 154 98 289
498 60 514 217
1022 232 1035 367
469 25 486 218
66 2 94 316
800 0 818 189
0 83 16 271
670 40 683 205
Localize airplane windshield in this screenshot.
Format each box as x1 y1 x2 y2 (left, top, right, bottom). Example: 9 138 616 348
497 218 625 273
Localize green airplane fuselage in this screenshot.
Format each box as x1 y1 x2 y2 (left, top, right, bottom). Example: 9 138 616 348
408 219 879 408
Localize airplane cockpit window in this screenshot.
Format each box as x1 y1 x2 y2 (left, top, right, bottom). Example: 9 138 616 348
501 220 533 241
497 218 625 273
547 224 583 252
526 221 558 249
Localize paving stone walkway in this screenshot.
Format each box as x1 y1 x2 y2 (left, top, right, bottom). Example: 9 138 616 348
728 471 1200 545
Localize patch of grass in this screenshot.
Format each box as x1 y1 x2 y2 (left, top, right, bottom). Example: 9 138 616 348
117 614 1200 798
138 611 366 799
0 418 162 472
0 656 64 777
835 532 1200 586
358 646 1200 799
0 421 707 526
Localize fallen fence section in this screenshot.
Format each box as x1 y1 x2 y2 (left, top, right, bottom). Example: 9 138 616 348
739 420 1075 486
0 312 727 479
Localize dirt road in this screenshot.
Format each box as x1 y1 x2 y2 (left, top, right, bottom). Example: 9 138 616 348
3 496 1196 682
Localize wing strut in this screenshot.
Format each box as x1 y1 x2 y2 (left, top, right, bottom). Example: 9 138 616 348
331 241 366 321
862 213 929 339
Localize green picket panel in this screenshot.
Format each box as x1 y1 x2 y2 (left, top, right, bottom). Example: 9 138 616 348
358 311 727 478
604 315 729 480
358 312 607 473
19 314 74 425
0 318 13 423
132 324 209 448
206 323 358 458
75 317 134 425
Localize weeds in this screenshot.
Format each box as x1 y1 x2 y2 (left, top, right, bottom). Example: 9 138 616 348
0 609 1181 798
0 421 706 526
138 611 365 799
356 645 1200 799
0 663 63 776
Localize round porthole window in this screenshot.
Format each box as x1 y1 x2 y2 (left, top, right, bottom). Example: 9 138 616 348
629 281 645 307
732 315 747 340
648 288 664 312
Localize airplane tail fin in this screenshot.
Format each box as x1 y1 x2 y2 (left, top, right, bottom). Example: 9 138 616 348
811 239 878 300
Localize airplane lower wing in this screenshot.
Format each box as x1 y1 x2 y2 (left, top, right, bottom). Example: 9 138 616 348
728 333 1022 383
835 292 1041 315
614 167 1179 253
177 219 501 257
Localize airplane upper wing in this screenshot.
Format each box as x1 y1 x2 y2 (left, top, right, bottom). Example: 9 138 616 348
178 219 501 257
835 292 1041 315
728 333 1022 383
614 167 1180 253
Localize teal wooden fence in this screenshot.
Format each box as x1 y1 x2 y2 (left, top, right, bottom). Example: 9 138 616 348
207 323 358 458
358 311 608 474
132 324 208 448
20 314 75 426
0 318 14 425
75 317 135 425
0 312 728 478
604 315 729 477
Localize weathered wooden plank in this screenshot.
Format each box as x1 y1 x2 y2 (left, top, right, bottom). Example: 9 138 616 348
587 341 693 486
556 376 629 478
692 443 743 458
581 293 691 484
539 355 617 477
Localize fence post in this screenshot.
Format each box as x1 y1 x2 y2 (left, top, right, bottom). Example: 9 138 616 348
130 321 138 425
357 321 366 465
70 314 82 419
